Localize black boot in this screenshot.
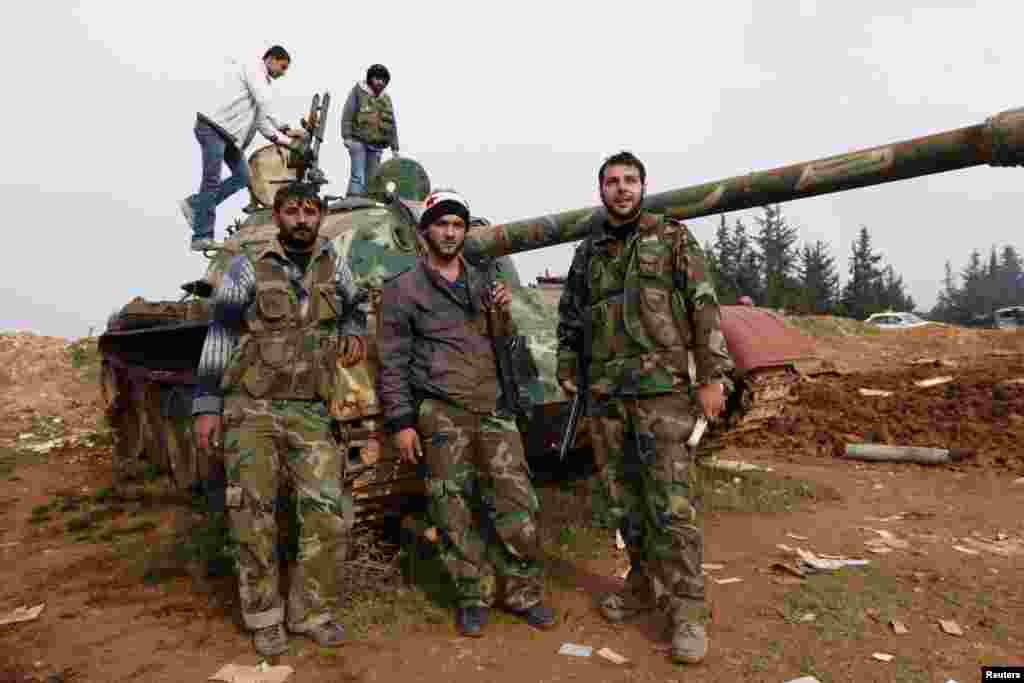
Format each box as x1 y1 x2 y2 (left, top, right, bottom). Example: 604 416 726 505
456 606 488 637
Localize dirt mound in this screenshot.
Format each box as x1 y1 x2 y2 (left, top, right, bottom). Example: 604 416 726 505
730 342 1024 474
0 332 104 444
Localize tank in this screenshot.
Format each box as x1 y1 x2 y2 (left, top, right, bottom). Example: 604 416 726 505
99 100 1024 525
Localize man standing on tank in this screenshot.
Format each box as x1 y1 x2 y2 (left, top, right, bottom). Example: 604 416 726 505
377 190 556 638
192 182 369 656
340 64 400 197
180 45 305 252
556 152 734 665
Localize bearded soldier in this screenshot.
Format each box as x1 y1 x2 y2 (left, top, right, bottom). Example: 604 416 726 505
556 152 734 665
377 189 556 638
193 182 368 656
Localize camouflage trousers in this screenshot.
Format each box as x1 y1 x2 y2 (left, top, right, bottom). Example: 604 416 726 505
222 394 352 631
589 392 705 621
417 398 544 610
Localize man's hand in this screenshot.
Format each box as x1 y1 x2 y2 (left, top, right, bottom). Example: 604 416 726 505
338 335 366 367
697 382 726 419
195 413 223 451
559 378 578 396
490 283 512 312
395 428 422 464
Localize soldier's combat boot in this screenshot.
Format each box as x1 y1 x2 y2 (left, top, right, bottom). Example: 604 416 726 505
253 623 289 656
599 567 656 623
190 237 223 252
290 620 345 647
456 606 488 638
505 603 557 630
670 620 708 664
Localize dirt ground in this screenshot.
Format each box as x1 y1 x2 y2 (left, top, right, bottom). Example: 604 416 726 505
1 325 1022 683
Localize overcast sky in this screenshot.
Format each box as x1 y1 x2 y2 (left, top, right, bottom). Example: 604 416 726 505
5 1 1024 339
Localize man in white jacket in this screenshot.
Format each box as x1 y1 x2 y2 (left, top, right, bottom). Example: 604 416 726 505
180 45 303 252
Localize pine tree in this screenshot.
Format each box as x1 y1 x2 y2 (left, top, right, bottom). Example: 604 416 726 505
731 219 762 304
796 240 839 314
754 205 800 309
710 215 737 303
840 226 883 319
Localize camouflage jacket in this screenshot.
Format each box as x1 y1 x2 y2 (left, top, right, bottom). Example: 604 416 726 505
556 212 734 396
340 82 399 150
192 236 368 415
377 257 515 433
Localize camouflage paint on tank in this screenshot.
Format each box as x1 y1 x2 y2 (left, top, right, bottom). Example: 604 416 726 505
463 106 1024 262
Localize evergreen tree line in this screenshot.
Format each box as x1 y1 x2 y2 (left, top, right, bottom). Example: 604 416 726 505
703 205 915 319
930 246 1024 325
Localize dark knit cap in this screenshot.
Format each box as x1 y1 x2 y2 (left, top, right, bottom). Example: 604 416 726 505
419 189 470 230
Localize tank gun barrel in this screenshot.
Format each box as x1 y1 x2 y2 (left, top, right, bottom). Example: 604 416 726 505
464 106 1024 262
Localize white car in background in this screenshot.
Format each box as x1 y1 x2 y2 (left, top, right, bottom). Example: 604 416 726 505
864 311 931 329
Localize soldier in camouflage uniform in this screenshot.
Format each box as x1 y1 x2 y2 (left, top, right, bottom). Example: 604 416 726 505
193 182 369 656
556 152 734 665
377 190 556 638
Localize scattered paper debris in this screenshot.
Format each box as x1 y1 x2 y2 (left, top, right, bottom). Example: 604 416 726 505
938 619 964 636
863 528 910 551
872 653 895 662
914 376 953 388
701 563 725 571
909 358 957 367
952 545 980 556
800 612 817 623
786 533 809 541
614 529 625 551
792 547 870 573
714 577 743 585
558 643 593 657
858 388 893 397
596 647 629 665
0 604 45 626
784 677 822 683
957 535 1024 557
700 457 774 473
891 619 909 634
209 662 294 683
1014 477 1024 486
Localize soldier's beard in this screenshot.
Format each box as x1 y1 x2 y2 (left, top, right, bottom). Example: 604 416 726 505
279 223 321 252
424 232 465 264
602 190 644 225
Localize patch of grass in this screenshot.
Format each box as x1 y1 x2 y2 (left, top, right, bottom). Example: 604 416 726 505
892 656 929 683
697 466 840 514
67 337 101 380
794 653 834 683
785 315 881 338
781 566 909 642
0 447 47 477
991 622 1011 643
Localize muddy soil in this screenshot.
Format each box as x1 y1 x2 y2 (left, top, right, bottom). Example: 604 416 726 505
1 326 1022 682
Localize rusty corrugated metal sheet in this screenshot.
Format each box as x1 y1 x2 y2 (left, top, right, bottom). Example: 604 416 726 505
720 306 817 373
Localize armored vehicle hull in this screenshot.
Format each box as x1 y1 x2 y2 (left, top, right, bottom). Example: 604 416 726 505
101 104 1024 526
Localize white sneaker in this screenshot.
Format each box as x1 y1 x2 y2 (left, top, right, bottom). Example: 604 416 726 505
178 197 195 228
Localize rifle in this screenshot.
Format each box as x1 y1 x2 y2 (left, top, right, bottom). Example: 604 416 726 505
285 91 332 188
557 355 587 461
484 260 535 419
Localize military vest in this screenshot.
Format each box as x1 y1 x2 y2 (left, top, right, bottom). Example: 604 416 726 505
353 90 396 146
221 238 341 401
586 213 692 395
